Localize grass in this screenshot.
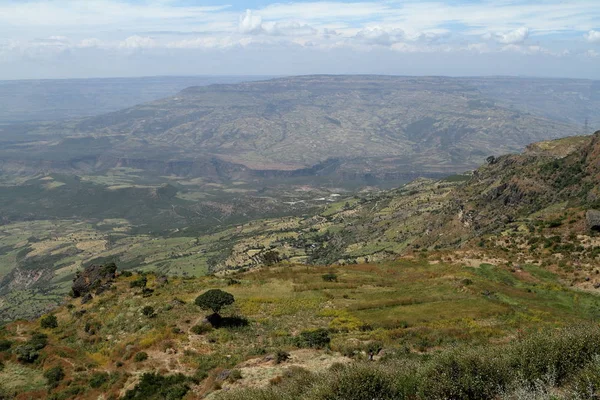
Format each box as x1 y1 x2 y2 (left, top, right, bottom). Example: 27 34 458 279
2 255 600 398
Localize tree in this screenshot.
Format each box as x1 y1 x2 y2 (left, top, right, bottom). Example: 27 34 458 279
194 289 235 315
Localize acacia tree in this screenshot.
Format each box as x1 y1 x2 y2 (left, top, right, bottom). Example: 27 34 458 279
194 289 235 316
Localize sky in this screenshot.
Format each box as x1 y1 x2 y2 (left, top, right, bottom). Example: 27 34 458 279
0 0 599 80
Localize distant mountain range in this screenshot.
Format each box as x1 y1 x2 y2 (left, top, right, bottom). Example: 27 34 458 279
1 75 596 182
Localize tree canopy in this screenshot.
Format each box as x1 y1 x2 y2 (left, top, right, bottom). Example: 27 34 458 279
194 289 235 314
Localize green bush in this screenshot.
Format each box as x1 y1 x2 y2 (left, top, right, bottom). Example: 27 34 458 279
84 320 102 335
322 273 338 282
41 315 58 329
190 324 212 335
89 371 109 388
122 373 189 400
130 276 147 288
313 365 398 400
296 329 331 349
0 339 12 352
142 306 155 317
134 352 148 362
14 333 48 363
44 366 65 388
195 289 235 314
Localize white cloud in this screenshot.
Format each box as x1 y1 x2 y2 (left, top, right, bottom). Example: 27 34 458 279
118 36 157 49
239 10 263 34
585 30 600 44
263 22 317 37
78 38 104 49
486 27 529 44
586 49 600 58
355 27 404 46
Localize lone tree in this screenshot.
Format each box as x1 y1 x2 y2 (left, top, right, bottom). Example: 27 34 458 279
195 289 235 317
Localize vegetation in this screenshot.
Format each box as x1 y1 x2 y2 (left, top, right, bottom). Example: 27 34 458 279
195 289 235 315
40 315 58 329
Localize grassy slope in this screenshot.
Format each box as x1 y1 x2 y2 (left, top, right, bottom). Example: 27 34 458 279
1 256 600 398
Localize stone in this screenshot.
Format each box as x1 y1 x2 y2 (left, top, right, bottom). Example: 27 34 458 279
586 210 600 232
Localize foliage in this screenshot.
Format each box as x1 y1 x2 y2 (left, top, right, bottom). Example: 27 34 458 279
44 366 65 388
40 315 58 329
195 289 235 314
190 324 213 335
14 333 48 363
276 351 290 364
142 306 155 317
295 328 331 349
134 352 148 362
130 276 148 289
122 373 190 400
89 371 109 388
0 340 12 352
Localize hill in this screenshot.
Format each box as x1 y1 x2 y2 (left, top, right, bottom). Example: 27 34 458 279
1 132 600 398
0 76 580 181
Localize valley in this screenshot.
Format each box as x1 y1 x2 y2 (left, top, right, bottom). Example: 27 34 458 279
0 74 600 399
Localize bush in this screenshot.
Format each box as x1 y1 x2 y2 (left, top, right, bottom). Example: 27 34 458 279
190 324 212 335
84 320 102 335
142 306 155 317
0 339 12 352
296 328 331 349
44 366 65 388
313 365 398 400
195 289 235 314
322 272 338 282
134 352 148 362
14 333 48 363
41 315 58 329
130 276 147 289
123 373 189 400
276 351 290 364
89 371 109 388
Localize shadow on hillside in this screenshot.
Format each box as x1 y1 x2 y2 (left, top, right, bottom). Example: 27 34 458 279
206 314 249 329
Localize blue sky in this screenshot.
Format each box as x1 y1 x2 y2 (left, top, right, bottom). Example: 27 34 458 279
0 0 599 79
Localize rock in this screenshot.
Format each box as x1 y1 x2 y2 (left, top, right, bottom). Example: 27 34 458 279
217 370 231 381
157 276 169 286
72 263 117 298
81 293 93 304
586 210 600 232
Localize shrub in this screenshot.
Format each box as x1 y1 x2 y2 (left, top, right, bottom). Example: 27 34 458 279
0 339 12 352
142 306 155 317
41 315 58 329
195 289 235 314
123 373 189 400
313 365 398 400
296 328 331 349
44 366 65 388
130 276 147 289
14 333 48 363
190 324 212 335
322 272 338 282
230 369 243 381
134 352 148 362
84 320 102 335
276 351 290 364
89 371 109 388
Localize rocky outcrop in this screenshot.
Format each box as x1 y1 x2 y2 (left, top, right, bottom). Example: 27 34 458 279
587 210 600 232
71 263 117 298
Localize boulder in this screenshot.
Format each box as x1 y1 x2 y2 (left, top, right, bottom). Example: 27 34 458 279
586 210 600 232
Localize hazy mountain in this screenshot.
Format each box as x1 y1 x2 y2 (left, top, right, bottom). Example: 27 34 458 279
1 75 583 182
0 76 268 124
